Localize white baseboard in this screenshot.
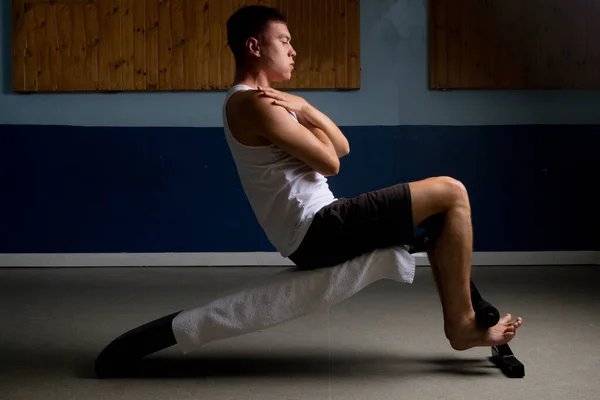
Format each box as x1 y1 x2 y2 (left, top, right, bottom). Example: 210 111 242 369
0 251 598 267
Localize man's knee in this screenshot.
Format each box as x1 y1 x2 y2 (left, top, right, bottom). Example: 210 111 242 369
409 176 470 228
436 176 469 208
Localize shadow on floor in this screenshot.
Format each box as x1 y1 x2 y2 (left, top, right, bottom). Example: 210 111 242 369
83 350 500 380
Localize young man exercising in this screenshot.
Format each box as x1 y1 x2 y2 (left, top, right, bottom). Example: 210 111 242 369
223 5 522 351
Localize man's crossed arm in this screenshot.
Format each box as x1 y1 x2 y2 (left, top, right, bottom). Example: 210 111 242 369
235 87 350 176
296 105 350 159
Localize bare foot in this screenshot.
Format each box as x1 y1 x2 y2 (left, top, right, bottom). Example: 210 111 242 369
447 313 523 351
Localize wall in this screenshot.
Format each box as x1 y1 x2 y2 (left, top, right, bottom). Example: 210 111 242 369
1 0 599 254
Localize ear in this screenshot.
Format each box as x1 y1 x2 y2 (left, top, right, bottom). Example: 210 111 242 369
246 37 261 57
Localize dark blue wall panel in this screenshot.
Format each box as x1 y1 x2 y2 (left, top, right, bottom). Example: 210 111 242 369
1 124 598 253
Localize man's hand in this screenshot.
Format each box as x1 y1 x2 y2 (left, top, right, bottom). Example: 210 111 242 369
257 86 309 114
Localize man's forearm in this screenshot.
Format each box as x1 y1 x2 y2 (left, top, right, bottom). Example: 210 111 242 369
301 104 350 157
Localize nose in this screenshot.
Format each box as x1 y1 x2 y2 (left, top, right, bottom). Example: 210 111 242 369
289 45 296 57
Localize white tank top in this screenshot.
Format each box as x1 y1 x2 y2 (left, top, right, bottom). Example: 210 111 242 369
222 84 337 257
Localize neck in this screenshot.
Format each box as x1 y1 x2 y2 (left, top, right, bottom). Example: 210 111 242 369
233 63 271 88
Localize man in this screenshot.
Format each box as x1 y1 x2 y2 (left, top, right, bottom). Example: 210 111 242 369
223 5 522 351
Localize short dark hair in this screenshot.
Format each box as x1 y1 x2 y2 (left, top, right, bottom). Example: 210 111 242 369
226 5 287 63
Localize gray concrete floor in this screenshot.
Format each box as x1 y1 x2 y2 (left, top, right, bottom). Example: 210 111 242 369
1 265 599 399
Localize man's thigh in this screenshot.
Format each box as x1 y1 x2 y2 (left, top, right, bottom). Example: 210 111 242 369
289 182 415 269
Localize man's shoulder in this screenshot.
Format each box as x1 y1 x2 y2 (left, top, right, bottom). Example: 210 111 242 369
225 90 276 146
227 89 276 119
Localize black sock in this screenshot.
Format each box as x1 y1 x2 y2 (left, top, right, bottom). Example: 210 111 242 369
95 310 182 378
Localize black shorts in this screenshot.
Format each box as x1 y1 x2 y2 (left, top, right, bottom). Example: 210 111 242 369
288 183 415 270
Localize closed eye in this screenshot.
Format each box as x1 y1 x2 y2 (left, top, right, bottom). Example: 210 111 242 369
278 34 292 44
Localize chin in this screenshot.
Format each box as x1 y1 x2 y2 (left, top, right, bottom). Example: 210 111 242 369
270 74 291 83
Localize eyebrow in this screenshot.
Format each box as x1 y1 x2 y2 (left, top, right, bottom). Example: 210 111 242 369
277 34 291 41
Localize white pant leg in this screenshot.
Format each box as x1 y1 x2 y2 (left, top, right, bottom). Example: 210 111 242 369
172 246 416 354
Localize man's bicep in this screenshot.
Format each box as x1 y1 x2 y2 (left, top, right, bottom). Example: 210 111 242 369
257 106 317 150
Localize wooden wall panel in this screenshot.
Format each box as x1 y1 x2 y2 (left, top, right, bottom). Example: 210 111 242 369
24 0 37 91
429 0 600 89
12 0 361 92
274 0 360 91
12 0 25 91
